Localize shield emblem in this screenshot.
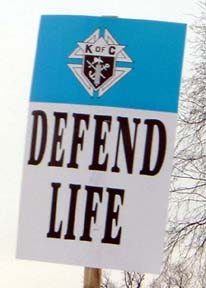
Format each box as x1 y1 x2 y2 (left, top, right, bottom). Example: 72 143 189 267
83 55 114 90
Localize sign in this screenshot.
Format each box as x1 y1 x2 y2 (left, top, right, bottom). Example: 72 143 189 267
17 15 186 273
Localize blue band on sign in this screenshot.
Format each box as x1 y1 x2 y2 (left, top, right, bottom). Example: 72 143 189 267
30 15 186 113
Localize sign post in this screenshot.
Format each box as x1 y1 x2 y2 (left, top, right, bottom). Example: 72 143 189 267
84 268 101 288
17 15 186 275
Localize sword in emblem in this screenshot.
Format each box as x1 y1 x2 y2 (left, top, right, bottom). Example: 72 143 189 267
86 59 110 87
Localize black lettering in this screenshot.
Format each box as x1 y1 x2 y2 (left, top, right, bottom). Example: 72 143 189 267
109 46 116 55
80 185 103 242
102 187 125 245
140 119 167 176
47 182 63 239
64 184 81 240
48 112 67 167
28 110 47 165
89 115 111 171
112 117 140 174
85 44 92 53
67 113 90 169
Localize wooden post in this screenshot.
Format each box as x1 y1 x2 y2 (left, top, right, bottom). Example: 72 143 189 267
84 267 102 288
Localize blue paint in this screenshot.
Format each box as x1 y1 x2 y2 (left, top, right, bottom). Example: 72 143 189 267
30 15 186 113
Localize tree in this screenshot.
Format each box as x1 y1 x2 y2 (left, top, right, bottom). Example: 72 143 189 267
122 272 145 288
149 2 206 287
101 271 118 288
101 271 145 288
106 2 206 286
150 263 192 288
159 0 206 284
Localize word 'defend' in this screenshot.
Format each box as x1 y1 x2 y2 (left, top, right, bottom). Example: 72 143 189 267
27 110 167 176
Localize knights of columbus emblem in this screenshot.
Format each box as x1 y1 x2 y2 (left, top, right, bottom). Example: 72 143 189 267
68 29 132 97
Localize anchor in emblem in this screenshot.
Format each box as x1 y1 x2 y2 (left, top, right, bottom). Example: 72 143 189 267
86 57 110 87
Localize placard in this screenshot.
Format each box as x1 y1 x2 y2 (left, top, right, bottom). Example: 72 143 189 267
17 15 186 273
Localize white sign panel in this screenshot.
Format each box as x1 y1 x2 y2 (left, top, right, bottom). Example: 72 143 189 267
17 15 186 273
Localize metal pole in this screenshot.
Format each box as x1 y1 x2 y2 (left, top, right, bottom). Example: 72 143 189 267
84 267 102 288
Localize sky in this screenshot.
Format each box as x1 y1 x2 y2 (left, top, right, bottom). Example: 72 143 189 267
0 0 200 287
